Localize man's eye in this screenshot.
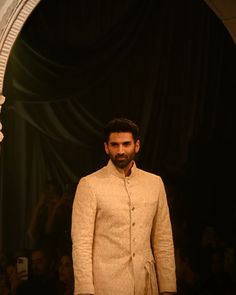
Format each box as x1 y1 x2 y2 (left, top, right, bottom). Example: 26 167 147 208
123 142 131 146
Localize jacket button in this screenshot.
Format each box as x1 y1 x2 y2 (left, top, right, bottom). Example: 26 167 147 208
132 222 135 226
131 206 135 211
133 253 135 257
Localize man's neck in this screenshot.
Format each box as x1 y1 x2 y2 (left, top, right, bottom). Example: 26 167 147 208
116 160 134 177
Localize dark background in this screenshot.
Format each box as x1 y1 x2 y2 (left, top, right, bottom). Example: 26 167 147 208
0 0 234 256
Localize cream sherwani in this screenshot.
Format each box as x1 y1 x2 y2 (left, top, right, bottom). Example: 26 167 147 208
71 160 176 295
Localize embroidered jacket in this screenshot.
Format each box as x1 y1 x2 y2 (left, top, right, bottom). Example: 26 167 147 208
71 160 177 295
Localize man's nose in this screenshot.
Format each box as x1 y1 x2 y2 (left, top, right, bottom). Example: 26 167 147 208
117 145 124 154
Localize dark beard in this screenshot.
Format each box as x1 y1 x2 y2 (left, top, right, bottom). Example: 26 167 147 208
110 153 135 169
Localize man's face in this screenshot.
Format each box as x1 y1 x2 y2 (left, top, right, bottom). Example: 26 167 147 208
31 250 49 277
104 132 140 169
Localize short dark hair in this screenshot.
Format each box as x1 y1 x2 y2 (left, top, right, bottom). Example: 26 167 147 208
104 118 139 142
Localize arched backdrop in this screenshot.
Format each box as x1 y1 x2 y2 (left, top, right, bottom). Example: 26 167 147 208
0 0 235 253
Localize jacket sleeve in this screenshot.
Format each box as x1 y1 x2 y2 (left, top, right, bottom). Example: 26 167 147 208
71 177 97 295
151 177 177 293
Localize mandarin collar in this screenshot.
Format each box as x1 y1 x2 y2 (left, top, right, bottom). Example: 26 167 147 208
106 159 137 179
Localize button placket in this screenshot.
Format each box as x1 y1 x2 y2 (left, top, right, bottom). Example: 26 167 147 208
130 201 136 259
124 177 136 259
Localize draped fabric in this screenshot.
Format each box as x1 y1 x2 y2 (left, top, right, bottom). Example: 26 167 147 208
0 0 234 251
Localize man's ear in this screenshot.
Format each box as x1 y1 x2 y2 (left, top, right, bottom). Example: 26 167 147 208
135 139 140 153
104 142 109 155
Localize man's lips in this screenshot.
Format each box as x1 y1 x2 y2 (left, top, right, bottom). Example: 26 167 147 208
116 155 127 160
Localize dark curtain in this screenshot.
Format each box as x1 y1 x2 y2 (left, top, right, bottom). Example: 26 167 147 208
0 0 234 252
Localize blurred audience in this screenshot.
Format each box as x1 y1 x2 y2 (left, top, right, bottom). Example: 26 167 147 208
27 180 62 251
45 183 77 256
57 253 74 295
15 247 60 295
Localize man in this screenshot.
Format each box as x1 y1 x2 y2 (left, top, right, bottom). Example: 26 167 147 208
15 248 60 295
71 118 177 295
